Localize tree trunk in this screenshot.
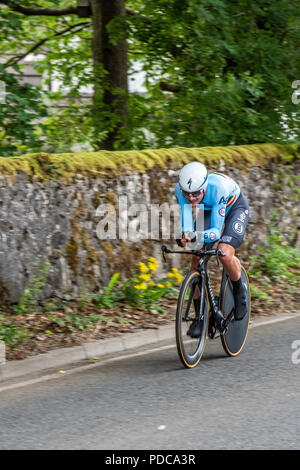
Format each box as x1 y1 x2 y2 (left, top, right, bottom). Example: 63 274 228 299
91 0 128 150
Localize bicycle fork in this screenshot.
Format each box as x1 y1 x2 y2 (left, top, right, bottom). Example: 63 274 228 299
205 271 228 335
184 278 205 323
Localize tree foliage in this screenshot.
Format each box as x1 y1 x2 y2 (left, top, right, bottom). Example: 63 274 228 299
0 64 47 156
123 0 300 147
0 0 299 155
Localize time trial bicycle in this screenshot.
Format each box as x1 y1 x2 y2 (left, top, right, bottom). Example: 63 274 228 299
161 243 250 368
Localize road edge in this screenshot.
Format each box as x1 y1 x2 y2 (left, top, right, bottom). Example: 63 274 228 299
0 311 299 386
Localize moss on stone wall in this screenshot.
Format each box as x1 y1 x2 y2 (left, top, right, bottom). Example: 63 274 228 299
0 144 299 182
66 236 80 276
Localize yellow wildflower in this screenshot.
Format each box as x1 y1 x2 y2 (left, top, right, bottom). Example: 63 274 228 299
148 260 157 270
134 283 147 290
148 264 157 273
157 283 164 288
139 274 151 281
167 268 182 283
174 273 183 283
139 262 148 274
148 281 155 286
166 282 172 288
148 257 158 273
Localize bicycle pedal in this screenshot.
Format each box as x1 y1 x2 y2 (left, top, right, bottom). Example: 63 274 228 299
220 326 228 335
219 321 228 335
208 314 215 337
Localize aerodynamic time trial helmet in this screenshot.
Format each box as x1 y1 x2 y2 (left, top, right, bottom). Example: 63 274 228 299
179 161 208 195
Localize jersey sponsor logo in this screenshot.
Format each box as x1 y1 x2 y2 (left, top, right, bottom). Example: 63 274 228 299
219 194 237 206
219 196 229 205
233 221 244 235
237 211 246 223
219 208 225 217
221 235 232 243
210 232 216 240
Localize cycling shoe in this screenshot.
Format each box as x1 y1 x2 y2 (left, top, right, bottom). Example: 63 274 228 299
232 278 248 321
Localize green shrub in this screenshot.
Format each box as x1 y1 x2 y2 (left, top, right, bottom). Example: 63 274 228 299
49 312 102 332
92 258 182 313
0 315 31 347
13 261 51 315
92 273 122 308
250 228 300 284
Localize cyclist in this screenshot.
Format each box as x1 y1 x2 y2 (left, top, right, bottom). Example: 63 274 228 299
175 161 249 337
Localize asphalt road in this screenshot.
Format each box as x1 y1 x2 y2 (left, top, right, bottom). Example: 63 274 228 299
0 317 299 450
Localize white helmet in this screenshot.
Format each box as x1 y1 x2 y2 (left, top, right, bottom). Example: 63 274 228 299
179 162 208 194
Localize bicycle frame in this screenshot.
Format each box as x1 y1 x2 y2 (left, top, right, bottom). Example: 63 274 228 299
161 244 232 333
162 244 250 366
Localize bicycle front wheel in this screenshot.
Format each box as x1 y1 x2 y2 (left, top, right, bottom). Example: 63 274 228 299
176 270 209 368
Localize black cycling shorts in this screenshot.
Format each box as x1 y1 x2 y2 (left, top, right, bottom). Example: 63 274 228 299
203 192 249 249
220 191 249 249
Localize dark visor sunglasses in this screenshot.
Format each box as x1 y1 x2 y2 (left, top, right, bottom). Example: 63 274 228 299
182 189 204 198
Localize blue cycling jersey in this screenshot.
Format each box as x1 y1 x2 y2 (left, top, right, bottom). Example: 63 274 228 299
175 172 240 242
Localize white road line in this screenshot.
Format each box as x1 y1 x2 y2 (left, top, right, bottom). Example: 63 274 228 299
0 313 299 393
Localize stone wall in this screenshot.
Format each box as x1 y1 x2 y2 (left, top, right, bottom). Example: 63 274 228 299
0 144 299 304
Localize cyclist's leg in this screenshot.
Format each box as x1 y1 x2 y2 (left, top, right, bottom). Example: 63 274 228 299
219 192 249 248
218 192 250 320
219 191 249 261
218 243 241 281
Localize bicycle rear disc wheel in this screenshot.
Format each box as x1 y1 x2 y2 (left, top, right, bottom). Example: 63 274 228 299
176 270 209 368
221 266 250 357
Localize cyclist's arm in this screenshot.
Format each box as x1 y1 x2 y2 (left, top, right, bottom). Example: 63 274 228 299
194 179 230 243
175 183 225 243
205 202 226 242
192 202 226 244
175 183 194 232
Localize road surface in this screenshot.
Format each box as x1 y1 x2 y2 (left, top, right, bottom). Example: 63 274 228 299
0 317 299 450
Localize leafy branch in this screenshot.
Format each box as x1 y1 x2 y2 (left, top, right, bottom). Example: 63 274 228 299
0 1 143 19
4 20 92 67
0 1 78 16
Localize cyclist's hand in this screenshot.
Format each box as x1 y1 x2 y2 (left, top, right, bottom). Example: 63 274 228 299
183 231 197 243
176 236 187 247
176 232 197 247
